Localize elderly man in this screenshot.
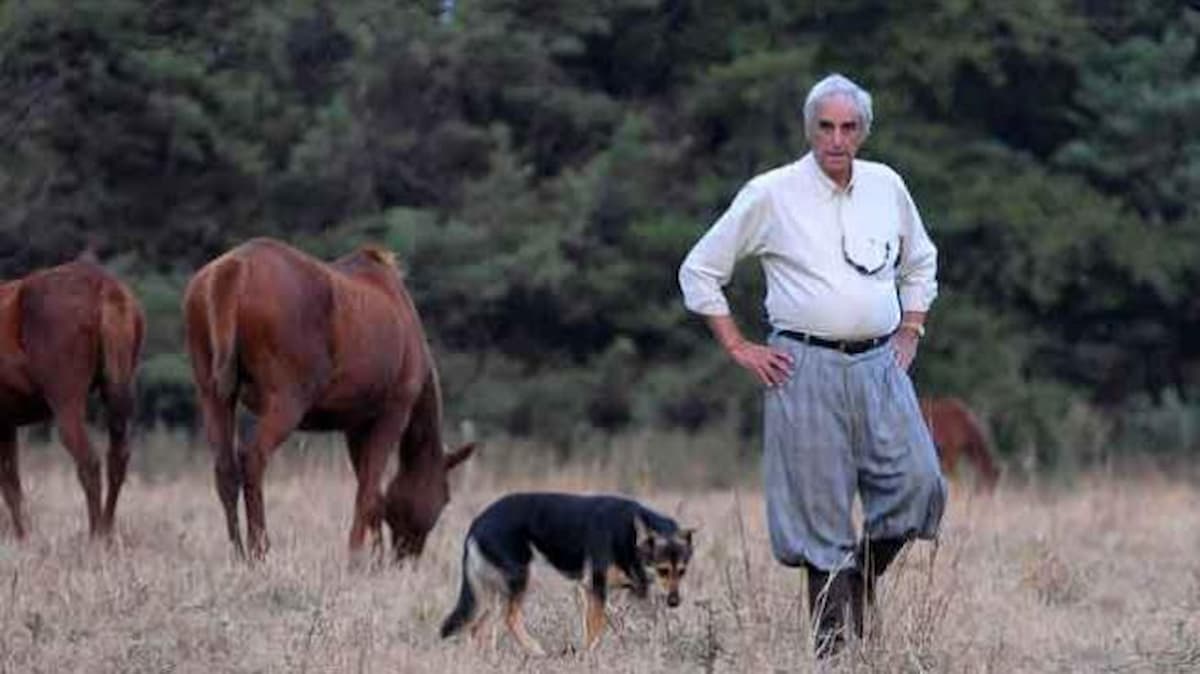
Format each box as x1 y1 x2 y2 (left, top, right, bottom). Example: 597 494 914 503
679 73 946 656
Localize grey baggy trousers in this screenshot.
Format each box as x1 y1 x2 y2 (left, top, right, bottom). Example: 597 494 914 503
763 334 947 572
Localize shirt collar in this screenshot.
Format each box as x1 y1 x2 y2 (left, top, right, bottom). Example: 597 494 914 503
802 152 857 200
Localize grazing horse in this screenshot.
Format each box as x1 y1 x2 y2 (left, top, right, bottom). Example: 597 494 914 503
0 256 145 538
919 396 1000 492
183 238 475 562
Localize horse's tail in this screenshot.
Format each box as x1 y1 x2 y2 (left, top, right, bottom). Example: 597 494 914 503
98 281 145 418
202 257 245 400
440 537 479 638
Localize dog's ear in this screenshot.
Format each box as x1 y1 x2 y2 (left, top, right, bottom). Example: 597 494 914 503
679 527 697 547
634 515 654 549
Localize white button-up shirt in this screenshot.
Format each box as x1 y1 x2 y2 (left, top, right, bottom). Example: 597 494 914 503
679 152 938 340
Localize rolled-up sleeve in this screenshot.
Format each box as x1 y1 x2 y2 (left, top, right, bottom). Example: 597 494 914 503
894 177 938 312
678 183 771 316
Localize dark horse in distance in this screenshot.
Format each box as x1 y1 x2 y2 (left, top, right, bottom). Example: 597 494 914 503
0 256 145 538
183 238 474 562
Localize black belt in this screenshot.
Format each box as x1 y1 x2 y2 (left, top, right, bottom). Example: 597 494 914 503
778 330 890 354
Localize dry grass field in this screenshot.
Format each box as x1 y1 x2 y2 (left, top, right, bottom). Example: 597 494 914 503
0 438 1197 673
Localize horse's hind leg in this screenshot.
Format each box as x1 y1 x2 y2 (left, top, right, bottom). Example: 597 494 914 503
99 384 134 535
199 393 244 558
51 398 103 536
0 426 26 538
242 396 304 561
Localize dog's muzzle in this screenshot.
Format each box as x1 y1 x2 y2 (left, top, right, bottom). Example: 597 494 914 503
667 592 680 608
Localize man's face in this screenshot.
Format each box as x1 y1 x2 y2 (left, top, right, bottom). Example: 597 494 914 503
811 94 864 185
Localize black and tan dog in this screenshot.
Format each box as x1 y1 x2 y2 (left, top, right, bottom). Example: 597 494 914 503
439 492 695 655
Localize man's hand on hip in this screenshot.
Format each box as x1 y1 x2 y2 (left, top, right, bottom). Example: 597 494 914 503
704 314 793 387
891 330 920 371
729 341 794 387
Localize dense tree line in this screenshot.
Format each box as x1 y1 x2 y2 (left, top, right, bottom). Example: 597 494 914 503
2 1 1197 467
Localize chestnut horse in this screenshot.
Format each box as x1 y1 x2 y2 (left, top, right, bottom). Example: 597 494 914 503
183 238 475 562
0 256 145 538
919 396 1000 492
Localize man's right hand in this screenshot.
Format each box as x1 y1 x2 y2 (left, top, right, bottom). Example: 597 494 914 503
728 341 794 387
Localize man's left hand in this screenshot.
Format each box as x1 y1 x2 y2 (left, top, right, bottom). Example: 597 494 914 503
891 329 920 371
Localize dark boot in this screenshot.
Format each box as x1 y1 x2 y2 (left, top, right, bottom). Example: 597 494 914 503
859 537 907 602
851 537 908 638
805 563 853 658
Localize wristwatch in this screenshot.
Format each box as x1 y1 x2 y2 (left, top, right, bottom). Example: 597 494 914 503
899 322 926 338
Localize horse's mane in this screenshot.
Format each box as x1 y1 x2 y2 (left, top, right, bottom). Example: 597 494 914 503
330 243 407 280
399 345 443 469
360 245 394 266
76 247 101 265
358 245 406 277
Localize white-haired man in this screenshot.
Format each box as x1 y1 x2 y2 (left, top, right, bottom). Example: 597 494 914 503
679 73 946 657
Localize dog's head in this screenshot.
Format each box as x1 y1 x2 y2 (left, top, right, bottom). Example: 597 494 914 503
635 517 695 608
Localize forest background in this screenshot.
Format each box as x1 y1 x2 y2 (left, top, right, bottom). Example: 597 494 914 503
2 0 1198 479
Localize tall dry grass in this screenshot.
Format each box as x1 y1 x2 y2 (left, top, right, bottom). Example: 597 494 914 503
0 438 1197 673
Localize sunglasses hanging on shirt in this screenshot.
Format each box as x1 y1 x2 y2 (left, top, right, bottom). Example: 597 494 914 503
841 234 892 276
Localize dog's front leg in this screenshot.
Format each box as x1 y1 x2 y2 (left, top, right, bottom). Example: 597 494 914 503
582 569 609 651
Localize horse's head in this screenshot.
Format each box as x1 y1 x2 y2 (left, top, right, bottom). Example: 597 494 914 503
383 442 476 561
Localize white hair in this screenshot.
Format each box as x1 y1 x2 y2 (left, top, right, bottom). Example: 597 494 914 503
803 73 873 141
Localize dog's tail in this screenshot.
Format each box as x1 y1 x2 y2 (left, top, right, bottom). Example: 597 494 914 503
439 538 478 638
